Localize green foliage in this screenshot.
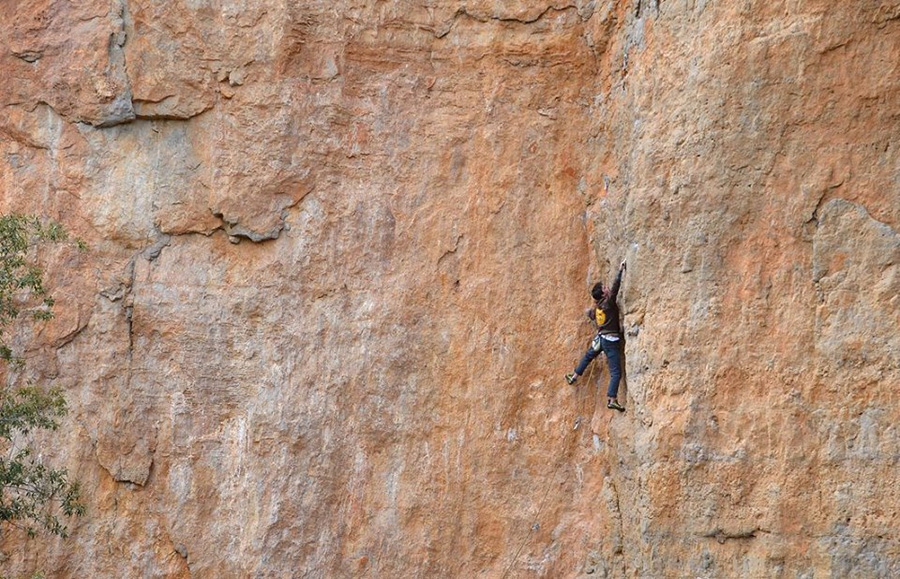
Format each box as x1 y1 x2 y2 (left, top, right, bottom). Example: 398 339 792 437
0 387 67 441
0 571 47 579
0 214 85 541
0 215 56 365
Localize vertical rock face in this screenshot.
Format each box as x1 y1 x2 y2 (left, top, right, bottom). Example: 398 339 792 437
1 1 898 577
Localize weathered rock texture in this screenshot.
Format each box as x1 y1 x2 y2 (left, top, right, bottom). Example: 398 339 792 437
1 0 899 577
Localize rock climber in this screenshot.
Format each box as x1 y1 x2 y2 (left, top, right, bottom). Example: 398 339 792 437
565 260 627 412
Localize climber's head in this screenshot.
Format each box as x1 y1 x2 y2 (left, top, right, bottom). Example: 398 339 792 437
591 282 605 302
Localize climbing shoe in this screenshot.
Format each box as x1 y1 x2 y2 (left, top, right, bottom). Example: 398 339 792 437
565 373 578 385
607 400 625 412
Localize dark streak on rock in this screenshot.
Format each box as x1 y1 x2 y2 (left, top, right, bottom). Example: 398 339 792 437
434 4 581 39
701 527 770 544
12 50 43 63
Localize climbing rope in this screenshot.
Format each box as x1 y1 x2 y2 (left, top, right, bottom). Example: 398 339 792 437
500 363 597 578
500 454 567 579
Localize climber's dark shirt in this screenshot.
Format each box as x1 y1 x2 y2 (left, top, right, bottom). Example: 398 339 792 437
586 268 623 337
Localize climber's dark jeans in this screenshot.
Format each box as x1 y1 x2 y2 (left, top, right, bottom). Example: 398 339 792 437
574 336 623 398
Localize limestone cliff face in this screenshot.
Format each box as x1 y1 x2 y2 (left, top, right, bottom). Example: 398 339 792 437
1 1 898 577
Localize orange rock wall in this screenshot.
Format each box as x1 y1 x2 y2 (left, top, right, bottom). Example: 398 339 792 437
1 1 898 577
